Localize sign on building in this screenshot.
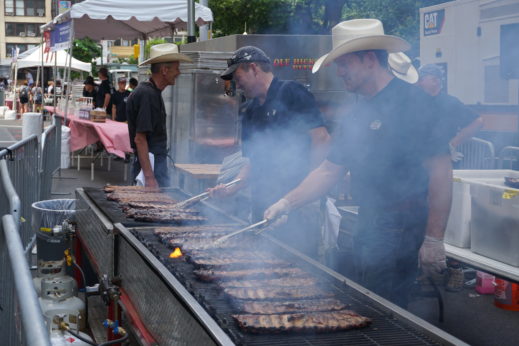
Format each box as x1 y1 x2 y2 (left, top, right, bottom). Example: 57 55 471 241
59 1 72 14
424 9 445 36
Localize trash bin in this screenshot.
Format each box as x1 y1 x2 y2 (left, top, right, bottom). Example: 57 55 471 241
32 199 75 261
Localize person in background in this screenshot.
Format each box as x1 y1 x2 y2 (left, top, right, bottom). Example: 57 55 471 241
46 80 54 97
19 82 30 114
24 69 34 87
417 64 484 163
96 67 112 112
82 76 98 107
208 46 331 258
111 77 130 122
264 19 452 307
127 43 192 188
128 77 138 92
30 81 43 112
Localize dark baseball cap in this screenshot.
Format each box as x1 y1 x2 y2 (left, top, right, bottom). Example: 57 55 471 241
221 46 271 80
84 76 95 86
418 64 443 79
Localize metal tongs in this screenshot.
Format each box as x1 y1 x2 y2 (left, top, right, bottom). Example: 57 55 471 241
212 219 270 246
174 178 241 209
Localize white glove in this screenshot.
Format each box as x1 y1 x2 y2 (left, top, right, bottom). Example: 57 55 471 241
419 236 447 278
449 143 464 162
264 198 291 228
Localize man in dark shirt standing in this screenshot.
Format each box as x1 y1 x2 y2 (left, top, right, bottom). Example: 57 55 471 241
111 77 130 122
208 46 330 257
265 19 452 307
126 44 192 188
96 67 112 113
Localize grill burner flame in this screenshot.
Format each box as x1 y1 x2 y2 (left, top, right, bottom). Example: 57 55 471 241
169 247 183 258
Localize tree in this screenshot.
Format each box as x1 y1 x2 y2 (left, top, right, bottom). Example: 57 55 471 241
72 37 101 75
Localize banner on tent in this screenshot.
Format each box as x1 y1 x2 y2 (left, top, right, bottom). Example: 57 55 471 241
50 21 72 51
44 31 51 53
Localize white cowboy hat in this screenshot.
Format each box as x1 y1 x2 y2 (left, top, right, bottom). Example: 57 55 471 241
312 19 410 73
388 52 418 84
139 43 192 66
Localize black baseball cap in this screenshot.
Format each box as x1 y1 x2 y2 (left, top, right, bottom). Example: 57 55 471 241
221 46 271 80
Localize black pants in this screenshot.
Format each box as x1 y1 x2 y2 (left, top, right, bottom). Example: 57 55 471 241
132 154 169 187
352 203 427 307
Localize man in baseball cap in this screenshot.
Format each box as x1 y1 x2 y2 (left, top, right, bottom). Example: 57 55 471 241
265 19 452 307
208 45 330 258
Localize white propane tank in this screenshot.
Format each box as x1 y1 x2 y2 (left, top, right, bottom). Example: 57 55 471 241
45 309 93 346
40 276 86 331
33 259 68 296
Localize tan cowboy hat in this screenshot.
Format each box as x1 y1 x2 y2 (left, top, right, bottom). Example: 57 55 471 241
388 52 418 84
312 19 410 73
139 43 192 66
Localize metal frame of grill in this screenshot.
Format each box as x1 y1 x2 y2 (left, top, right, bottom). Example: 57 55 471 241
75 188 468 345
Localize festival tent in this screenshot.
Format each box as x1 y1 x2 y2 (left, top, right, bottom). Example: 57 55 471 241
16 45 91 72
40 0 213 40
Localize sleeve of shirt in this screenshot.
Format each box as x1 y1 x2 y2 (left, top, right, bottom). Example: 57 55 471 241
451 96 480 130
282 82 325 130
134 91 154 134
414 92 450 159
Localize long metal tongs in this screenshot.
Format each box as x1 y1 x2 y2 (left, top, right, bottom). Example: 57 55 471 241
174 178 241 209
212 219 269 246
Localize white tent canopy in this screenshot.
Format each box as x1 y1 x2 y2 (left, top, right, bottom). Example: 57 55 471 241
15 45 91 72
40 0 213 40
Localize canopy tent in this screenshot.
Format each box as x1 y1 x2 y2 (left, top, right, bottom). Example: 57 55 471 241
15 44 91 72
40 0 213 40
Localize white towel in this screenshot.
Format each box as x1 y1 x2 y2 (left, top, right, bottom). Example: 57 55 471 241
321 198 341 251
135 153 154 186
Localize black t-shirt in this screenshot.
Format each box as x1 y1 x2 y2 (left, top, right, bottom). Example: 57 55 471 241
433 92 480 141
96 79 112 112
112 89 130 122
126 79 167 155
241 77 324 212
328 78 449 208
83 87 98 106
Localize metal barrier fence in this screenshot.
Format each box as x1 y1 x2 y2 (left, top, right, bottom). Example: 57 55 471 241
40 116 62 201
498 146 519 170
0 157 50 345
457 137 496 169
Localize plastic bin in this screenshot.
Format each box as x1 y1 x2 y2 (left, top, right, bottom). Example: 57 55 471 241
32 199 75 261
467 171 519 266
445 170 513 248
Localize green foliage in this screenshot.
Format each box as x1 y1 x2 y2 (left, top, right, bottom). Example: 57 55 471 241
72 37 101 74
209 0 446 56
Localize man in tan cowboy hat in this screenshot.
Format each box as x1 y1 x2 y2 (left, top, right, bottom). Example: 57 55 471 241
126 43 192 188
264 19 452 306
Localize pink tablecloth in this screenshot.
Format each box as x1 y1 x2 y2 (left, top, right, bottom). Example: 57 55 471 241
48 107 132 158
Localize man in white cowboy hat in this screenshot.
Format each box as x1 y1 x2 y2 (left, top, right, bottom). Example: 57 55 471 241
264 19 453 306
208 46 331 258
126 43 192 188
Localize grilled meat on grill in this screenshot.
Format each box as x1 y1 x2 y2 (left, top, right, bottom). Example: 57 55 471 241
153 225 239 234
130 211 207 223
104 185 161 193
126 202 196 210
194 267 307 282
187 251 276 262
189 256 289 268
233 310 371 333
237 298 347 314
126 208 200 218
224 286 333 300
219 277 318 288
107 193 176 204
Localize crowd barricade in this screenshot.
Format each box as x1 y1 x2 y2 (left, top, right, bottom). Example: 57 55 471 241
40 116 62 200
457 137 496 169
498 146 519 170
0 153 50 345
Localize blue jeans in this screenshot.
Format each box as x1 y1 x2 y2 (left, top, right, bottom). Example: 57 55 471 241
352 203 427 307
132 154 169 187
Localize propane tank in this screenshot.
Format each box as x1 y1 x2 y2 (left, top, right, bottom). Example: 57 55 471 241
45 309 93 346
40 276 86 331
33 259 69 296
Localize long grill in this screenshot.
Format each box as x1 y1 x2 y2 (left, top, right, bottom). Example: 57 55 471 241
77 188 465 345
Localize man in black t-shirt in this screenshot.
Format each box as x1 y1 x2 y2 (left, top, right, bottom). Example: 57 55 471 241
111 77 130 122
418 64 483 162
96 67 112 114
208 46 330 257
264 19 452 307
127 44 192 188
83 77 98 106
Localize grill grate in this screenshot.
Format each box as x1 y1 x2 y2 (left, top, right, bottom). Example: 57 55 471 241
132 228 442 346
